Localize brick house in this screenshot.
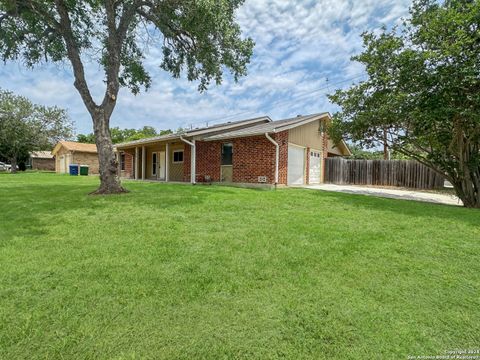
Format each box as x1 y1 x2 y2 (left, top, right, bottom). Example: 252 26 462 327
114 113 350 186
52 141 100 174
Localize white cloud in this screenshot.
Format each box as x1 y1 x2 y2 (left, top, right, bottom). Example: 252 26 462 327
0 0 410 135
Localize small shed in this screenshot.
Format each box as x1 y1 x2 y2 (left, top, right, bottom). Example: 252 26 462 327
28 151 55 171
52 141 99 174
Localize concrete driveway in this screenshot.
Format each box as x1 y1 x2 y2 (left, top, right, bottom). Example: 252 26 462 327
303 184 463 206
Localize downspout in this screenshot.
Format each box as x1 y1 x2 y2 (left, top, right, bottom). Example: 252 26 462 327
265 132 279 186
180 136 196 184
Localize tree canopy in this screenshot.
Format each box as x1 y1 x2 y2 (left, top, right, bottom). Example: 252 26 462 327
77 126 172 144
0 89 72 172
0 0 254 193
329 0 480 208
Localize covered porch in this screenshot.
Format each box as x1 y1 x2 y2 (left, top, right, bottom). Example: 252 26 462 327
116 139 190 182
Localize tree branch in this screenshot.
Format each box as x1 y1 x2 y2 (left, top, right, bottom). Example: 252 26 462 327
100 0 140 117
54 0 98 114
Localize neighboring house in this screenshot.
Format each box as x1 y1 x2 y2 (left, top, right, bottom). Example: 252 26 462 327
115 113 350 186
28 151 55 171
52 141 99 174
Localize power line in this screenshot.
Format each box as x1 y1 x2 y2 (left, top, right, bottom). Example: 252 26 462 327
184 73 366 129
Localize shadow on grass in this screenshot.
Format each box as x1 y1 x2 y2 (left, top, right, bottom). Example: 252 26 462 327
0 179 240 244
1 174 478 246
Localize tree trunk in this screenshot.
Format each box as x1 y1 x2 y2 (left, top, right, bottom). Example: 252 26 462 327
90 110 127 195
448 118 480 208
10 156 17 174
383 128 389 160
451 170 480 209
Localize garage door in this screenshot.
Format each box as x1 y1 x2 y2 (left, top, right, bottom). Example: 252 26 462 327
309 150 321 184
288 144 305 185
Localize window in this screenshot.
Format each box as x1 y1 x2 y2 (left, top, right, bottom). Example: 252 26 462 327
152 152 157 176
221 143 233 165
173 150 184 163
120 153 125 171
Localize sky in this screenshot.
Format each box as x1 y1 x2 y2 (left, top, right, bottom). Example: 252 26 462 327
0 0 411 136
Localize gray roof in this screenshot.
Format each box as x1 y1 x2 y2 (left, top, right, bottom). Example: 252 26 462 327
202 113 329 141
115 115 271 148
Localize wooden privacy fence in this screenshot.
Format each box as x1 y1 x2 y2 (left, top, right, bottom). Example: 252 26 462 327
324 158 445 189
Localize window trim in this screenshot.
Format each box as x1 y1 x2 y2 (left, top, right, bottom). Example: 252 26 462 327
173 150 184 164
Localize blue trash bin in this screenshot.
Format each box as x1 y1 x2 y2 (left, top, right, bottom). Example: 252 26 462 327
69 164 79 176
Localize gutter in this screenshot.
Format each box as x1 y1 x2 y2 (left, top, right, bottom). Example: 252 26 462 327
180 136 196 184
265 132 279 186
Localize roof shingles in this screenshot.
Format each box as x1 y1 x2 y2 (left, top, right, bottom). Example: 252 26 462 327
54 141 97 154
202 113 328 141
113 113 332 148
30 151 54 159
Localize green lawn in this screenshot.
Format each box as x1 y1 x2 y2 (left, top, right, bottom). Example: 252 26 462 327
0 173 479 359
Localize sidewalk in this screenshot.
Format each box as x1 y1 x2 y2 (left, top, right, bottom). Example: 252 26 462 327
304 184 463 206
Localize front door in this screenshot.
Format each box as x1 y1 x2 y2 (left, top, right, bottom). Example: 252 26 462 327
221 143 233 182
152 152 158 178
152 151 166 180
159 151 166 180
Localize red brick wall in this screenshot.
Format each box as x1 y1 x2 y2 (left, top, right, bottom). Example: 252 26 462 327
123 152 133 178
127 153 133 173
184 142 221 182
231 135 275 183
183 132 289 185
196 141 222 182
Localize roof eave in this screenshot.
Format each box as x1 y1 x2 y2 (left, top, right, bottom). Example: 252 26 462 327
202 113 330 141
114 134 181 149
340 139 352 156
185 116 271 137
273 113 330 132
114 116 272 148
202 131 267 141
51 142 63 156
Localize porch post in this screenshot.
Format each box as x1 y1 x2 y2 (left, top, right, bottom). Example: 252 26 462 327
179 136 195 185
141 145 146 180
165 142 170 182
135 147 139 180
191 140 196 184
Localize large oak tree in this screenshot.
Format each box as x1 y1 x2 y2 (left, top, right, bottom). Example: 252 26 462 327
0 0 254 193
329 0 480 208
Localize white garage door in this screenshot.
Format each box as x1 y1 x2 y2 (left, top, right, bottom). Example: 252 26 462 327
309 150 321 184
288 144 305 185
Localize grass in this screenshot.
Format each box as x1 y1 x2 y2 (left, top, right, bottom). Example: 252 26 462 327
0 173 479 359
